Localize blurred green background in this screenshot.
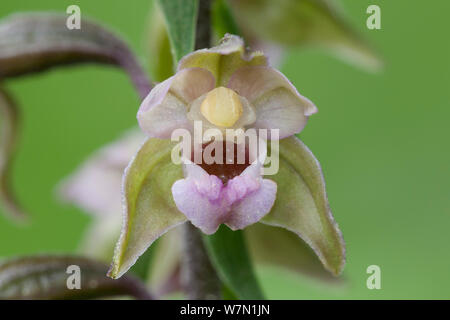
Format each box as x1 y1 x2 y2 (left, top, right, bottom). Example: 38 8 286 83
0 0 449 299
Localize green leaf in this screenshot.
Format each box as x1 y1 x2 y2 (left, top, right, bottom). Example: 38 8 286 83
108 138 186 279
0 88 27 222
0 13 150 98
221 283 238 300
228 0 382 71
263 136 345 276
156 0 199 63
147 3 175 81
0 255 153 300
203 225 265 300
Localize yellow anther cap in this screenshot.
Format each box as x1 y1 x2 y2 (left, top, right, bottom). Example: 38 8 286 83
200 87 243 127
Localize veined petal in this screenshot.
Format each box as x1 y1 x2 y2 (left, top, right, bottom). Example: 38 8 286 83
228 66 317 139
137 67 215 138
108 138 186 279
262 136 345 276
178 34 267 86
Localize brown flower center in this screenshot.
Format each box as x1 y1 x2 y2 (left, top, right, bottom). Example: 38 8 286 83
191 141 251 184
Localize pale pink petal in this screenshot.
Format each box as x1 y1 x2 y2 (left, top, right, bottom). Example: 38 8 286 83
250 40 285 68
171 143 276 234
171 162 228 235
59 162 122 218
58 130 145 261
228 66 318 138
226 179 277 230
58 129 145 218
225 161 277 230
138 68 215 138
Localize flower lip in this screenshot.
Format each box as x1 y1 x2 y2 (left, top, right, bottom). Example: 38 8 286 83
172 137 274 234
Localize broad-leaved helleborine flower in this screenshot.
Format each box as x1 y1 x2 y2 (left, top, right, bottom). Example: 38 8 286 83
61 132 343 297
138 34 316 234
106 35 344 279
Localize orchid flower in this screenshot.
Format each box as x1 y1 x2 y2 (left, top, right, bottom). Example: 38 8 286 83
60 132 341 297
0 1 363 300
138 35 316 235
104 35 345 280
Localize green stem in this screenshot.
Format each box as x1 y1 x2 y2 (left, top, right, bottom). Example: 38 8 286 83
182 223 221 299
195 0 212 50
181 0 221 300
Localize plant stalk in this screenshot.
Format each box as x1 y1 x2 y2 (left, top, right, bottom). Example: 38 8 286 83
181 0 221 300
182 223 221 299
